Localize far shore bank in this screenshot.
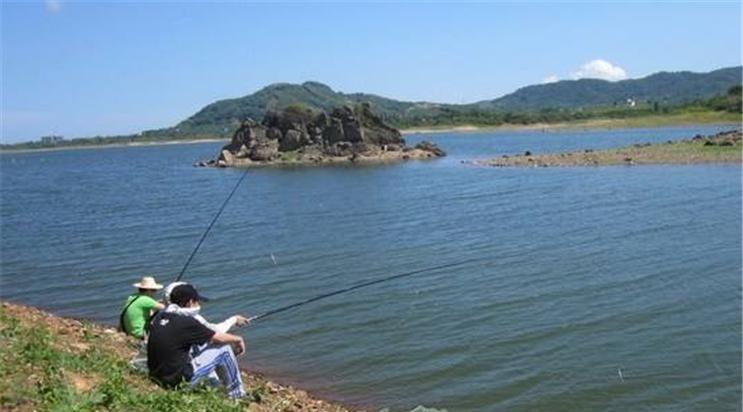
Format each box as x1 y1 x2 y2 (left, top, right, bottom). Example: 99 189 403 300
0 300 359 412
0 137 229 155
401 113 740 135
2 114 740 154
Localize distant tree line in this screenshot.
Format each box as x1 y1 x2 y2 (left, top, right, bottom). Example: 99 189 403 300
389 86 742 128
2 87 740 151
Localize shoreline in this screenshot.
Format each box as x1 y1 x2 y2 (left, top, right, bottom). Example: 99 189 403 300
472 129 742 167
0 300 360 412
2 117 739 154
401 118 741 135
0 138 228 155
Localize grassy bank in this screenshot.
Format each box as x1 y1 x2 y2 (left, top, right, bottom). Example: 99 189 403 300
549 110 741 130
0 301 356 412
474 129 741 167
402 111 741 135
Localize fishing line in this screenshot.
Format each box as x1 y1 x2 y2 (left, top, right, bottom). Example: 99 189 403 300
172 169 487 323
175 168 250 282
248 256 485 323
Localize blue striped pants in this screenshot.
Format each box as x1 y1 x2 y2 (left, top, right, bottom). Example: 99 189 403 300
190 344 246 399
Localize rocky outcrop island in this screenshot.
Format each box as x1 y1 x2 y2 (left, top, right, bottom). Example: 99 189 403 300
202 103 445 168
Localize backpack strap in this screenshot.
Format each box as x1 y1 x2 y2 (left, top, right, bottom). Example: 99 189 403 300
145 306 162 334
119 295 143 334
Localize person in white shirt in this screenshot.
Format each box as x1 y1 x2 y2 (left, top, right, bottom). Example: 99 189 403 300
163 281 251 332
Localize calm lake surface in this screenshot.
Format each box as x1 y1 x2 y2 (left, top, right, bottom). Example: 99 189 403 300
1 125 740 411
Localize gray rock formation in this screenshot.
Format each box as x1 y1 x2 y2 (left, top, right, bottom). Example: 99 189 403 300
214 103 445 167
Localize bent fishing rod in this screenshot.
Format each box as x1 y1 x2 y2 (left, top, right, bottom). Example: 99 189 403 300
247 256 485 323
175 167 250 282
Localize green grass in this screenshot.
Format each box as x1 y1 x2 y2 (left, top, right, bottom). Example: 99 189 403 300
0 306 254 411
278 151 300 162
564 110 741 129
400 110 741 132
636 139 741 158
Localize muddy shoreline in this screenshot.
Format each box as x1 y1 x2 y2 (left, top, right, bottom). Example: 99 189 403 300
473 129 742 168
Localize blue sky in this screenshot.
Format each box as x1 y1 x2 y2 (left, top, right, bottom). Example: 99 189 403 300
1 1 741 143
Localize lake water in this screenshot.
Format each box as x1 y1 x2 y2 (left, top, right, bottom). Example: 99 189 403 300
1 125 740 411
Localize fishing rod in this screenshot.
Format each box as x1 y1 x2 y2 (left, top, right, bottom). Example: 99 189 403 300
173 169 484 322
247 257 484 323
175 168 250 282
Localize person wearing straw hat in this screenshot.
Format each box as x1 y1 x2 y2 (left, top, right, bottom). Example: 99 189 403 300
120 276 166 339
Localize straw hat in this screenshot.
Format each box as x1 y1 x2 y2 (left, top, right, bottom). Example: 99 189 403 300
133 276 163 290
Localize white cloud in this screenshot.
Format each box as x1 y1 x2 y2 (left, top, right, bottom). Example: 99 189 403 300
45 0 62 13
542 74 559 84
571 59 627 81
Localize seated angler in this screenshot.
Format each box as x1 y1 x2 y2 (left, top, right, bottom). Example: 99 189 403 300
147 284 247 399
120 276 165 339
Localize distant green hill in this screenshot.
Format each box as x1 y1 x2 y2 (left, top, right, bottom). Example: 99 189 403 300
475 67 742 110
3 66 740 150
141 66 740 138
149 81 429 138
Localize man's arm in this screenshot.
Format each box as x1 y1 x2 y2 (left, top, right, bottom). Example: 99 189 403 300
211 332 246 355
143 296 165 312
144 298 165 321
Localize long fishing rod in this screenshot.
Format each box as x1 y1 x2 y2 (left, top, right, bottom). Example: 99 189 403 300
247 257 484 323
175 168 250 282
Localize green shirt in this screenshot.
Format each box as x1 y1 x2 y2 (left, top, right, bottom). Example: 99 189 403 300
122 294 159 339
